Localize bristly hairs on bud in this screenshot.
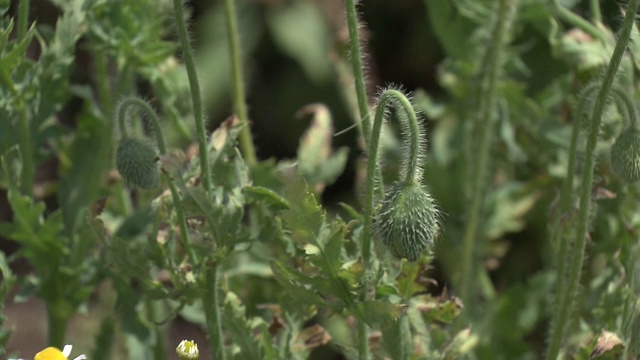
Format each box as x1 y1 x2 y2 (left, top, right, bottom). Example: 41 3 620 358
114 96 168 189
362 87 440 264
115 95 199 281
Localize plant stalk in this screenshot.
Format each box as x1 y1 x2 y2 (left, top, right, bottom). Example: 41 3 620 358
345 0 372 143
459 0 515 306
548 0 606 42
172 0 212 191
546 1 639 358
46 306 69 349
202 265 226 360
223 0 257 166
17 0 29 42
116 96 196 265
360 89 422 360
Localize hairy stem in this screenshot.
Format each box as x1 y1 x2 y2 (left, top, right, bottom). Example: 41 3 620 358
345 0 384 200
202 265 226 360
364 89 423 265
547 83 597 353
116 96 196 264
345 0 372 143
546 1 639 358
223 0 257 166
360 89 423 360
172 0 212 191
116 96 167 154
459 0 515 306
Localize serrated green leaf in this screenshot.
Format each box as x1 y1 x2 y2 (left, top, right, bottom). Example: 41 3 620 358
0 187 64 259
270 260 324 306
223 292 263 360
0 23 35 76
276 164 325 245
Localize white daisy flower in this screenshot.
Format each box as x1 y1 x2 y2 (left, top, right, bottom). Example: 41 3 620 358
176 339 199 360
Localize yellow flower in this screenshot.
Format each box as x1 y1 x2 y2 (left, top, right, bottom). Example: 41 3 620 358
34 345 86 360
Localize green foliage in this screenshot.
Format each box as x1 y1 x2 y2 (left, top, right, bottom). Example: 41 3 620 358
2 0 640 359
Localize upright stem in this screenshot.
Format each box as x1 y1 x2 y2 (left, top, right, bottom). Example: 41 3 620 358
549 83 599 295
223 0 257 166
17 0 29 42
345 0 372 144
590 0 602 23
172 0 212 191
17 100 33 196
459 0 515 306
202 265 226 360
546 1 639 358
46 306 69 349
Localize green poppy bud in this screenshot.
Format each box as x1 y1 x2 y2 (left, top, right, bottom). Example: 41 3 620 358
374 180 439 261
610 127 640 182
116 138 159 189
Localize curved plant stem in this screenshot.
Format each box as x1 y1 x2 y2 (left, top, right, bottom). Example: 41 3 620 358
546 1 639 358
223 0 257 166
202 265 226 360
459 0 515 306
612 86 639 129
116 96 196 264
360 89 423 360
172 0 212 192
116 97 167 154
364 89 422 266
548 0 606 43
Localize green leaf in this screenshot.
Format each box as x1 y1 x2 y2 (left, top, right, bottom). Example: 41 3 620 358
0 23 35 77
58 110 112 234
244 185 290 211
381 315 412 360
270 260 325 307
0 187 64 259
223 292 264 360
276 164 325 246
353 301 407 327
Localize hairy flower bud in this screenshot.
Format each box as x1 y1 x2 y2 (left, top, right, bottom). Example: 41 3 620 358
116 138 159 189
374 180 439 261
610 127 640 182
